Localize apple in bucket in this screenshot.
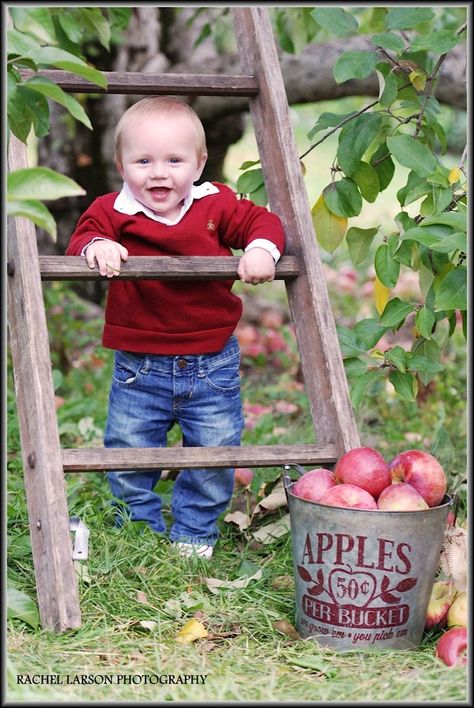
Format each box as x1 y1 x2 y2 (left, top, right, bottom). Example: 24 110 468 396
334 447 391 499
388 450 447 507
377 483 428 511
319 483 377 510
291 468 336 502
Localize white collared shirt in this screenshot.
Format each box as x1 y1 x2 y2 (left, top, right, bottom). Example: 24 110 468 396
81 181 281 261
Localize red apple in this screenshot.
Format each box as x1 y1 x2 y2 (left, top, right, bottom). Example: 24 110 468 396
292 468 336 503
334 447 391 499
234 468 254 488
319 483 377 510
377 483 429 511
435 626 467 667
447 592 467 628
388 450 447 507
425 581 456 630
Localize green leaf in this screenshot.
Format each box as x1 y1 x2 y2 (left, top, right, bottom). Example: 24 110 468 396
343 357 369 378
7 167 85 201
311 194 347 253
239 159 261 170
410 30 458 54
310 8 358 37
374 242 400 288
389 370 418 401
372 32 405 53
351 161 380 202
307 111 357 140
334 51 379 83
17 43 107 89
336 324 365 356
10 7 57 45
370 142 395 192
415 306 435 339
385 8 435 30
21 76 92 129
386 135 438 178
7 587 39 629
420 187 454 217
411 337 441 385
353 318 388 349
7 199 57 239
377 69 399 108
405 351 444 374
236 168 265 195
384 345 407 372
78 8 111 50
399 227 466 254
434 268 467 310
323 179 362 218
379 297 414 328
16 87 50 138
421 211 466 231
350 370 381 409
338 113 383 176
346 226 379 265
57 11 85 44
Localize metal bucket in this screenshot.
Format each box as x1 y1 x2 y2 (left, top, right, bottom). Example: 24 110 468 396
283 466 452 651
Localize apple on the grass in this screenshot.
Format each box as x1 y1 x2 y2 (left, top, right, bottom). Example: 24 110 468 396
388 449 447 507
292 468 336 503
234 468 254 488
435 626 467 667
447 592 468 628
425 581 456 630
334 447 391 499
377 483 429 511
319 483 377 510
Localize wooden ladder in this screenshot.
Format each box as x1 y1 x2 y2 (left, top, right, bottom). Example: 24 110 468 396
7 7 360 632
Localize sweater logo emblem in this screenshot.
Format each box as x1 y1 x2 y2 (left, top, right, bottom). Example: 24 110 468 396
207 218 216 232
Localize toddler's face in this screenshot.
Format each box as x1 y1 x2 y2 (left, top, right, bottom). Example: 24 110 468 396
117 112 206 220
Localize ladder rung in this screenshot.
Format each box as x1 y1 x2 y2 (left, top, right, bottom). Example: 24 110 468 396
39 255 299 281
62 444 338 472
19 69 260 97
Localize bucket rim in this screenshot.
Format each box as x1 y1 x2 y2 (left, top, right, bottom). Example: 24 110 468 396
285 483 453 515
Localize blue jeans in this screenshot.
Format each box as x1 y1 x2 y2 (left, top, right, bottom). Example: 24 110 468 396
104 335 244 545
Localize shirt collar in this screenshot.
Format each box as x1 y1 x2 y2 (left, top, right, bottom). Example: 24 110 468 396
113 181 220 225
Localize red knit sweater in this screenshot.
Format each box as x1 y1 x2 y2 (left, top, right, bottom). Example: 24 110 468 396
66 182 285 354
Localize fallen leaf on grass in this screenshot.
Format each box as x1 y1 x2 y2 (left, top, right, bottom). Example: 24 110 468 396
252 514 291 544
205 569 263 594
252 479 288 516
224 510 251 531
271 575 295 590
176 618 208 644
136 590 150 605
287 656 338 677
117 619 157 633
74 561 91 584
273 619 301 640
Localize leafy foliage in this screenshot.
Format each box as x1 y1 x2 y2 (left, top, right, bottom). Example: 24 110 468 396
238 6 467 408
6 7 130 238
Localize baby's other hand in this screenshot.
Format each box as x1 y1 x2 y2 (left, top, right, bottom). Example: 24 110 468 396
238 248 275 285
85 239 128 278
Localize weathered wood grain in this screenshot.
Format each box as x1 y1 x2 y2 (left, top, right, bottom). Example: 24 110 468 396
232 8 360 454
39 255 299 281
62 444 338 471
7 137 81 631
19 69 259 96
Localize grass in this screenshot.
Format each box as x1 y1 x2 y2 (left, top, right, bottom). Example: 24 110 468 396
6 101 468 703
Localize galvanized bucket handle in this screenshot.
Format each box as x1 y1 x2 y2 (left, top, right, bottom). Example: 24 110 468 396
282 463 306 501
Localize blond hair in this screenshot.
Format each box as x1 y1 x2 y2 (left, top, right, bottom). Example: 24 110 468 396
114 96 207 164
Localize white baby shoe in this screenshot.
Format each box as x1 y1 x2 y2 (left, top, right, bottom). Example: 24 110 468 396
174 542 214 559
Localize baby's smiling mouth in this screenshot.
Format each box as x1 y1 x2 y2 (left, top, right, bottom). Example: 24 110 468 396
149 186 171 197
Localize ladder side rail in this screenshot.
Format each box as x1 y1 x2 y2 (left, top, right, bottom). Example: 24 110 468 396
232 7 360 454
7 136 81 632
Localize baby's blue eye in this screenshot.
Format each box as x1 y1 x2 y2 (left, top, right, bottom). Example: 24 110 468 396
138 159 149 165
169 157 180 164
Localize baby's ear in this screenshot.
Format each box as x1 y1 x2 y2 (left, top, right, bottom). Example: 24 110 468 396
196 153 208 178
115 159 124 177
